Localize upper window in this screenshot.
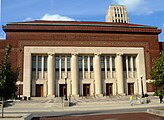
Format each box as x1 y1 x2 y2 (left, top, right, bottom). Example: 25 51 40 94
32 56 36 71
61 56 65 71
78 56 82 71
128 56 132 71
44 56 47 71
38 56 42 71
90 56 93 71
67 56 71 71
123 56 126 71
106 56 110 71
101 56 105 71
84 56 88 71
112 56 115 71
133 56 136 71
55 56 59 71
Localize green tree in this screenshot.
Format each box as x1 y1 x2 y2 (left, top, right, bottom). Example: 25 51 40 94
0 44 19 100
150 52 164 94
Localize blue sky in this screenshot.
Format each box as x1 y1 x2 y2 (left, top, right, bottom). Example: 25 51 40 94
0 0 164 42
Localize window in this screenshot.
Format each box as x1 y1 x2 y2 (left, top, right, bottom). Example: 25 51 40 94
90 56 93 71
123 56 126 71
106 56 110 71
112 56 115 71
61 56 65 71
84 56 88 71
101 56 105 71
32 56 36 71
44 56 47 71
38 56 42 71
67 56 71 71
114 7 116 12
55 56 59 71
133 56 136 71
128 56 131 71
78 56 82 71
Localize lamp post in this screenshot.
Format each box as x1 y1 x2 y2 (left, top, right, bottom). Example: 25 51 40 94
17 81 21 99
140 75 144 98
64 76 68 100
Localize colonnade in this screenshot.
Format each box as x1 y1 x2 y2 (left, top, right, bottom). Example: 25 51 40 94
47 53 125 97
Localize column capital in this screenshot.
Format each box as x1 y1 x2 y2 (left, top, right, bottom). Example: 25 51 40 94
71 52 78 56
94 53 101 56
48 52 55 56
116 53 123 56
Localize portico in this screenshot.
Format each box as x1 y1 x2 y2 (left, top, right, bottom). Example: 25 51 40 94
23 46 146 98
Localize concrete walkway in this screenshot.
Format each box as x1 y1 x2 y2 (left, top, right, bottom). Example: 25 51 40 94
3 95 164 112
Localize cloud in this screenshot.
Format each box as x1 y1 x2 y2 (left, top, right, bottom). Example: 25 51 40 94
24 14 76 22
23 17 34 21
114 0 164 15
0 32 5 39
40 14 76 21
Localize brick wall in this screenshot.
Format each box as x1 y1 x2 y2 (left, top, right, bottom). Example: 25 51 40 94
2 21 162 93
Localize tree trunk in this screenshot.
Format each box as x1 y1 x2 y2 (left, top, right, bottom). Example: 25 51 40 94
1 98 4 118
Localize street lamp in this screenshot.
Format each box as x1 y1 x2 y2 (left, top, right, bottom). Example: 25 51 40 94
17 81 21 99
64 76 68 101
140 75 144 98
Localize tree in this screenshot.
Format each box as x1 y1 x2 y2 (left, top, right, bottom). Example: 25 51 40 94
150 52 164 94
0 44 19 100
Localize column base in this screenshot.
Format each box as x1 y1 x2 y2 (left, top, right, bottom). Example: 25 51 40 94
64 100 70 107
117 93 126 96
47 95 55 98
71 95 79 98
95 94 103 97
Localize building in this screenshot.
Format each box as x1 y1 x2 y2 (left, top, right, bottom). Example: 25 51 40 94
106 5 128 23
0 20 163 99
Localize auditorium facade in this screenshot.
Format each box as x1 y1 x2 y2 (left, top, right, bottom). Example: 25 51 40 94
0 20 164 98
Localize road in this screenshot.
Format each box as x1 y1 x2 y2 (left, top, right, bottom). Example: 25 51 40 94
17 106 162 120
32 113 164 120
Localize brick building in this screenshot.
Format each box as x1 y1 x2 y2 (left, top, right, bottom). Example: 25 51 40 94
0 20 163 98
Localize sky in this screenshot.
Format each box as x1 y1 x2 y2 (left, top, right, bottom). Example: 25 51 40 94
0 0 164 42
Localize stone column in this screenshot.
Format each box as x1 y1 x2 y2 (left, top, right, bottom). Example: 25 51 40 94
23 51 31 98
94 53 102 95
116 53 124 95
71 53 79 96
47 53 55 96
41 56 44 79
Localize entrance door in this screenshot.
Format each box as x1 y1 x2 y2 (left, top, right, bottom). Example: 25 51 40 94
36 84 43 97
106 83 113 96
83 84 90 96
128 83 134 95
59 84 66 97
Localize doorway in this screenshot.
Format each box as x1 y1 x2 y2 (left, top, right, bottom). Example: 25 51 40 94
83 84 90 96
106 83 113 96
59 84 66 97
128 83 134 95
36 84 43 97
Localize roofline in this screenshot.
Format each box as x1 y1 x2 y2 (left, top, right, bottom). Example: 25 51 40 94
3 20 161 34
6 20 158 29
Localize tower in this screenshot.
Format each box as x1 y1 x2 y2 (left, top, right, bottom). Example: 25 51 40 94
106 5 129 23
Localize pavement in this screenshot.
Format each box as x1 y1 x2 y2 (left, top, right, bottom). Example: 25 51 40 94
0 95 164 119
